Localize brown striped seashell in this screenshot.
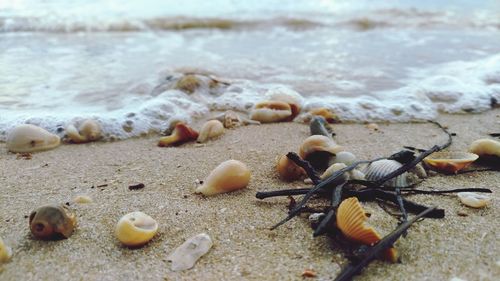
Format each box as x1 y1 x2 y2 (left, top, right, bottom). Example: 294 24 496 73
195 160 251 196
29 204 77 240
309 108 340 123
299 135 343 170
363 159 409 188
468 139 500 158
265 87 303 120
6 124 60 153
423 152 478 174
276 154 306 181
250 101 292 123
158 123 199 147
197 120 224 143
66 119 102 143
336 197 398 262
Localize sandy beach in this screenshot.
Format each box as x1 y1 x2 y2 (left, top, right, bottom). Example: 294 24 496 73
0 109 498 281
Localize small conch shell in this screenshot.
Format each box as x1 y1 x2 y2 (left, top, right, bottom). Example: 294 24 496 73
309 108 340 123
158 123 199 147
66 119 102 143
457 192 491 208
197 120 224 143
364 159 409 188
0 236 12 263
332 151 357 166
6 124 60 153
195 160 251 196
320 163 365 181
276 154 306 181
167 233 213 271
336 197 398 262
423 152 479 174
29 204 77 240
115 211 158 247
250 101 292 123
299 135 343 170
265 86 303 120
212 110 260 129
468 139 500 158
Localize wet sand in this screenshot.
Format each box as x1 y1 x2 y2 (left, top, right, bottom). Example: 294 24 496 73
0 110 499 281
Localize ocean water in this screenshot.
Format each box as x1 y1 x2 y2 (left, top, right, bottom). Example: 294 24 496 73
1 0 500 140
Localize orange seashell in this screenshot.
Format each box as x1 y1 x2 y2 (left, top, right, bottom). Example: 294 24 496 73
276 154 306 181
309 108 340 123
158 123 199 147
423 152 478 174
336 197 398 262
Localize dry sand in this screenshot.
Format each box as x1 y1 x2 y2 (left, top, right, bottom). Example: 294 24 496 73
0 110 499 281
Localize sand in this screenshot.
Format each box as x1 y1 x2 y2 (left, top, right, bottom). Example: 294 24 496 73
0 110 499 281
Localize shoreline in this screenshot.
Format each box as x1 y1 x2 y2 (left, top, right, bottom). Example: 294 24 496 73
0 110 499 281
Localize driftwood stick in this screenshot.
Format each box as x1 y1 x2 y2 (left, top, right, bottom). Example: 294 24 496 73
334 206 437 281
313 183 344 237
286 152 321 184
255 188 314 199
400 187 492 195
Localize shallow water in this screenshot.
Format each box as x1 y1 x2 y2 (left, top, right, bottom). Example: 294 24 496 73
1 0 500 139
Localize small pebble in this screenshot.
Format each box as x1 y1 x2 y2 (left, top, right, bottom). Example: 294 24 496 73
457 211 468 217
366 123 379 131
302 269 317 278
167 233 213 271
73 195 93 204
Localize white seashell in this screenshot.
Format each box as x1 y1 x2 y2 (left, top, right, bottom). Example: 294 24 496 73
321 163 365 181
73 194 93 204
197 120 224 143
457 192 491 208
308 213 325 223
350 169 366 181
469 138 500 157
0 236 12 263
6 124 60 153
167 233 213 271
265 86 304 120
332 151 357 166
410 163 427 179
299 135 343 160
115 211 158 247
66 119 102 143
363 159 408 188
250 101 292 123
212 110 260 128
195 160 251 196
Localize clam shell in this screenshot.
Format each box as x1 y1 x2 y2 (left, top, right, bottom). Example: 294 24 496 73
265 86 303 120
158 123 199 147
6 124 60 153
250 101 292 123
457 192 491 208
469 138 500 157
115 211 158 247
167 233 213 271
276 154 306 181
0 236 12 263
29 204 77 240
423 152 478 174
336 197 398 262
195 160 251 196
197 120 224 143
364 159 408 188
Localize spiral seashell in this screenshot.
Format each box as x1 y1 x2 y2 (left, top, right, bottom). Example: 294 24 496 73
195 160 251 196
364 159 409 188
6 124 60 153
250 101 292 123
336 197 398 262
0 236 12 263
167 233 213 271
66 119 102 143
115 211 158 247
468 139 500 158
423 152 478 174
158 123 199 147
332 151 357 166
299 135 343 170
265 86 303 120
29 204 77 240
276 154 306 181
197 120 224 143
457 192 491 208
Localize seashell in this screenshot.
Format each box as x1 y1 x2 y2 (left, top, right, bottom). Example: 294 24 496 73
6 124 60 153
364 159 409 188
310 116 332 137
332 151 357 166
115 211 158 247
197 120 224 143
320 163 365 181
250 101 292 123
276 154 306 181
469 138 500 157
73 194 93 204
309 108 340 123
167 233 213 271
29 204 77 240
366 123 379 131
410 163 427 179
196 160 251 196
0 236 12 263
308 213 325 223
336 197 398 262
265 86 303 120
66 119 102 143
299 135 343 170
423 152 479 174
174 74 201 94
457 192 491 208
212 110 260 129
158 123 199 147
